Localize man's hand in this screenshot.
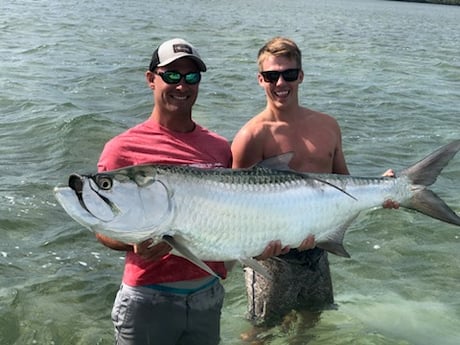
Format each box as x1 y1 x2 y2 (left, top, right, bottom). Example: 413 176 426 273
382 169 395 177
383 199 399 209
254 240 290 260
254 235 316 260
382 169 400 209
298 234 315 251
133 239 172 261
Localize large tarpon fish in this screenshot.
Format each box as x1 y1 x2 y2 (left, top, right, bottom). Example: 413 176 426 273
54 140 460 277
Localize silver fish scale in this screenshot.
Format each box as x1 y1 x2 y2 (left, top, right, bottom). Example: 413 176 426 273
162 171 367 260
113 164 309 187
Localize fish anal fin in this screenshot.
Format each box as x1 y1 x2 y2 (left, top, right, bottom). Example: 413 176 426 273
162 235 221 279
316 214 359 258
316 241 351 258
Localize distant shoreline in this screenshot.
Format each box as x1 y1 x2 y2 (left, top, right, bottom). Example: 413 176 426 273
388 0 460 5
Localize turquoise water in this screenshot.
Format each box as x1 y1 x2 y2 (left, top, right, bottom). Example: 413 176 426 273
0 0 459 344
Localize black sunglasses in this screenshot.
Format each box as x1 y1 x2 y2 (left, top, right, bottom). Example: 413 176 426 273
155 71 201 85
260 69 300 83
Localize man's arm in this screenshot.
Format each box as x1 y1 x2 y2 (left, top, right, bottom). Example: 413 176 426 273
95 233 172 261
231 125 264 169
331 123 350 175
95 233 133 251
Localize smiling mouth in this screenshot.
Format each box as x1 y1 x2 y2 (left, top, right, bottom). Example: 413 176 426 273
171 94 188 101
274 90 289 98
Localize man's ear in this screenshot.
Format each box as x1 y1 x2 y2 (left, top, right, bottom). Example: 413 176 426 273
257 72 265 87
298 69 304 84
146 71 155 89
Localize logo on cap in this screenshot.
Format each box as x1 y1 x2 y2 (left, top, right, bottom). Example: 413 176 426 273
173 44 193 54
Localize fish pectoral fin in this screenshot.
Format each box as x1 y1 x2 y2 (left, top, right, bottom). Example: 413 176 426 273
240 258 272 280
162 235 220 279
316 215 359 258
224 260 237 271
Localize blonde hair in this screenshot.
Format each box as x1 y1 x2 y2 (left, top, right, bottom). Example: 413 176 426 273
257 37 302 71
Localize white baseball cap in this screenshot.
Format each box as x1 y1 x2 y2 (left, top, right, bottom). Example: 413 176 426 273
149 38 207 72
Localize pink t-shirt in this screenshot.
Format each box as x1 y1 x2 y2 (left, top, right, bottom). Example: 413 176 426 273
98 119 232 285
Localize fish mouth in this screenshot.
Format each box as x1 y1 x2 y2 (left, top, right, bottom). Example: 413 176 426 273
68 174 86 211
69 173 84 194
68 173 118 220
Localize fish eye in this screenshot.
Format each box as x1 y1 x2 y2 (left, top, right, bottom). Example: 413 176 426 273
95 175 113 190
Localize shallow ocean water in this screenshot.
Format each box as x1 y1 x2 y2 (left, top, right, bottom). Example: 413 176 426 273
0 0 459 344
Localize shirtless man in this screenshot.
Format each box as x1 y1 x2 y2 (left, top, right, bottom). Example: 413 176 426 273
231 37 397 331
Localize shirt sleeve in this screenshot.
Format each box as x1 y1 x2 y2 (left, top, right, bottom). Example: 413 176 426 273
97 138 133 172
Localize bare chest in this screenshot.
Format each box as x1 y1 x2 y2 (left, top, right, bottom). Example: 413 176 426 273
263 125 337 173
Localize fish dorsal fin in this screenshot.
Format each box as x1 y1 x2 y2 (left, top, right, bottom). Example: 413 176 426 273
162 235 221 279
256 152 294 171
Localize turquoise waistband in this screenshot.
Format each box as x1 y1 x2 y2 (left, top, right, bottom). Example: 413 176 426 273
142 277 218 295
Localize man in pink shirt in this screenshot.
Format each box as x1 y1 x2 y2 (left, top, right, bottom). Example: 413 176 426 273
96 38 232 345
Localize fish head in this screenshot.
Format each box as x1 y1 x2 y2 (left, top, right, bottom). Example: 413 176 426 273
54 166 173 243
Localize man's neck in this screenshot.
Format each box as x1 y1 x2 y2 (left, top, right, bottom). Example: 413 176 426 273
150 109 195 133
265 102 302 122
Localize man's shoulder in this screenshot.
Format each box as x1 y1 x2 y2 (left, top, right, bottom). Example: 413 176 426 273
241 112 274 133
302 108 340 128
303 107 334 119
100 121 152 157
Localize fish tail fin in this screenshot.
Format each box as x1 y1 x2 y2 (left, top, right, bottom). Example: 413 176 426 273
400 140 460 226
405 189 460 226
